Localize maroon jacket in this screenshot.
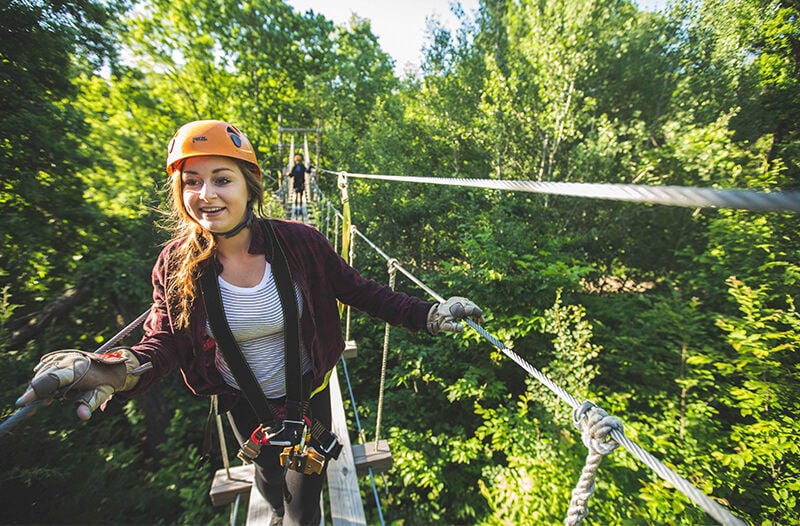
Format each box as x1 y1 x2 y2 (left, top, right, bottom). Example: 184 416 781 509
126 218 434 408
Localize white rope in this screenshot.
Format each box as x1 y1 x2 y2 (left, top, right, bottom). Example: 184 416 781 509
374 260 397 447
212 395 233 479
319 169 800 212
345 224 356 342
565 402 623 526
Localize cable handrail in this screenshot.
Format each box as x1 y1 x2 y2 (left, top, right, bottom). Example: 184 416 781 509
319 169 800 212
322 204 746 526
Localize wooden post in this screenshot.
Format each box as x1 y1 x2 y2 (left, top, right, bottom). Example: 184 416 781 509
209 464 254 506
326 366 367 525
343 340 357 359
352 440 393 477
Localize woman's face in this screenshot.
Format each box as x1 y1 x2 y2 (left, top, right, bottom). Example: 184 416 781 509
181 155 250 234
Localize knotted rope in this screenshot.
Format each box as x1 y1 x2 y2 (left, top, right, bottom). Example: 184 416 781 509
565 401 624 525
374 259 397 446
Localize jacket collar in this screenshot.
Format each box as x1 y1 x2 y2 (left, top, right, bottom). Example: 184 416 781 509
247 218 273 261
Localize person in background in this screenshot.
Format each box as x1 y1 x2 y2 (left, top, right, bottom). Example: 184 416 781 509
16 120 484 526
288 153 311 214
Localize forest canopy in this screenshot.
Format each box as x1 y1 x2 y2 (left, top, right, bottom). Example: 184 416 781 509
0 0 798 524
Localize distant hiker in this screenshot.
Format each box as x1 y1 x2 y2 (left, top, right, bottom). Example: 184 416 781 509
288 153 311 212
16 119 484 526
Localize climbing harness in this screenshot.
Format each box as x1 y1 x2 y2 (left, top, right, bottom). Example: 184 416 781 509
200 219 342 480
278 416 335 475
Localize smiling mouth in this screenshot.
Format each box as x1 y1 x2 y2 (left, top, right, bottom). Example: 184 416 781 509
200 207 225 215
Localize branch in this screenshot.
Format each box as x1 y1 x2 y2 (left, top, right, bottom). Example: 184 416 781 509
8 284 91 348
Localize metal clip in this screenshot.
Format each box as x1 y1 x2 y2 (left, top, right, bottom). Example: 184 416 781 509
237 436 262 464
279 445 327 475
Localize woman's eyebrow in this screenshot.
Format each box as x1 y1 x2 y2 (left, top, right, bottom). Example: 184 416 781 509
182 167 235 176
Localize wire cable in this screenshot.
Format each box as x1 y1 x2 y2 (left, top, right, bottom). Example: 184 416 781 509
320 169 800 212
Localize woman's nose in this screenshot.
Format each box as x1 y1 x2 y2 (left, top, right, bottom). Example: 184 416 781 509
199 183 216 200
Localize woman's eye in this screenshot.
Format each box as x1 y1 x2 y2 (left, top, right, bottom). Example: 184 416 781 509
215 177 231 185
183 178 200 187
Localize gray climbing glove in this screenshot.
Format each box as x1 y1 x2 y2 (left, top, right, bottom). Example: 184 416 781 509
16 348 151 421
427 297 485 335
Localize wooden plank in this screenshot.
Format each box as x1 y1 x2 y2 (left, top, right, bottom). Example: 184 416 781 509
326 366 367 525
352 440 393 477
343 340 357 359
246 483 325 526
246 480 274 525
209 464 254 507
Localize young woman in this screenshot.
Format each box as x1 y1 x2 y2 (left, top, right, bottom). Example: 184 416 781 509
16 120 483 525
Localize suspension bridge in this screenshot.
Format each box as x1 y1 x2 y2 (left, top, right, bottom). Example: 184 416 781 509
4 124 797 525
203 126 798 526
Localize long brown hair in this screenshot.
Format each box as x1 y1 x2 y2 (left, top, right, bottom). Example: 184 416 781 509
164 158 264 330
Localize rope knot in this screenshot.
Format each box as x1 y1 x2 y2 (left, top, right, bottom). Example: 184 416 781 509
564 401 623 526
572 400 622 456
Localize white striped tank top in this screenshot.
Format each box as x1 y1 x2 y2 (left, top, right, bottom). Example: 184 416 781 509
206 262 311 399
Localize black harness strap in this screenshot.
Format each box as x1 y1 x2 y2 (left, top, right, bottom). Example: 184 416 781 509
201 264 276 423
261 220 307 420
200 219 341 476
200 219 304 425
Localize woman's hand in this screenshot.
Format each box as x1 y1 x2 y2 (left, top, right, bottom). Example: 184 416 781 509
16 348 150 420
427 297 485 335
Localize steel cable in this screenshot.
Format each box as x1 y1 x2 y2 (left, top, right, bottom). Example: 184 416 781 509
320 170 800 212
340 220 747 526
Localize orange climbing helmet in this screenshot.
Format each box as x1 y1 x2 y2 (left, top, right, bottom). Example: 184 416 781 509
166 120 260 178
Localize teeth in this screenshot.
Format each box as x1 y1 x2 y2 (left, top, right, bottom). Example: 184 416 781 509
201 207 224 213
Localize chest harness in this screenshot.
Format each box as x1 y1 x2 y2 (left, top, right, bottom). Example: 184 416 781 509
200 220 342 481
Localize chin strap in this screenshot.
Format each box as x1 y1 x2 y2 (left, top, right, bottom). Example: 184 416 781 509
216 203 254 238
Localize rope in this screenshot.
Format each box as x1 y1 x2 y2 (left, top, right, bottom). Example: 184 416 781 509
212 395 234 480
374 260 397 446
565 402 623 526
320 170 800 212
345 225 356 342
335 222 746 526
338 172 352 263
334 214 340 255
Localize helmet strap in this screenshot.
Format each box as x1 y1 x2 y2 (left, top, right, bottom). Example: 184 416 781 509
215 202 254 239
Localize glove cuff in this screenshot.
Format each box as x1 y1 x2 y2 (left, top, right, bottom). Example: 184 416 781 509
93 347 143 392
427 303 441 335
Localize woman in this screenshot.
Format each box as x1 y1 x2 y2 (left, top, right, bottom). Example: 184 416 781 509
16 120 483 525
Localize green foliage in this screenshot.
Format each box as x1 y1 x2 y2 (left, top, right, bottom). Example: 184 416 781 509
147 402 230 526
2 0 799 524
711 277 800 522
474 292 603 523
